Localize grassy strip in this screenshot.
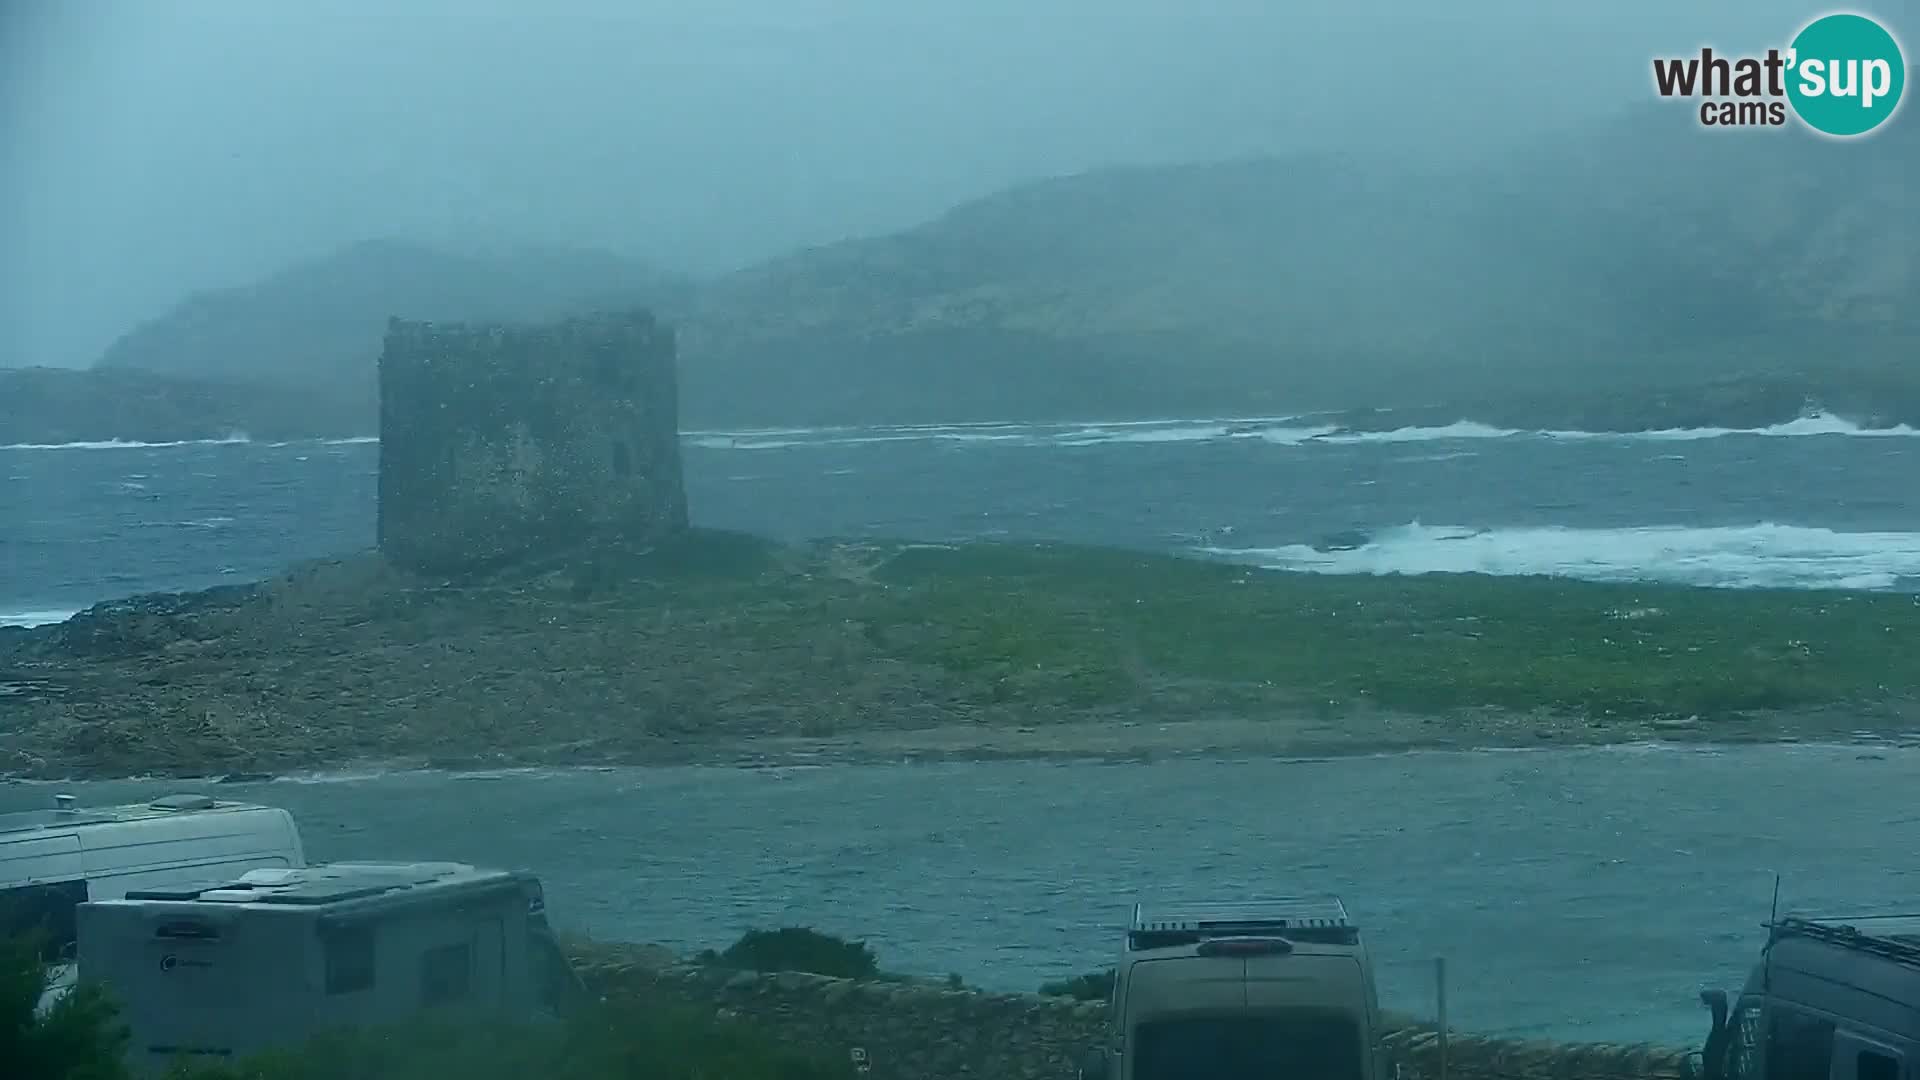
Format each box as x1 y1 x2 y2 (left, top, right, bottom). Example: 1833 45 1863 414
732 537 1920 720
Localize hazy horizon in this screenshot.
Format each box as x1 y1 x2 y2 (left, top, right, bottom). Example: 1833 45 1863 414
0 0 1881 370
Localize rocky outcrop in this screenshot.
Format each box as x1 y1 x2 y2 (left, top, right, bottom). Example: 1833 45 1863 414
570 948 1699 1080
376 311 688 576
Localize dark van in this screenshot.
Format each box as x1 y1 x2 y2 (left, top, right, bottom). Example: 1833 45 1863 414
1700 914 1918 1080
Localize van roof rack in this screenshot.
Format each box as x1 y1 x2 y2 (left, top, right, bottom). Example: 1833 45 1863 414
1129 896 1357 950
1769 914 1920 969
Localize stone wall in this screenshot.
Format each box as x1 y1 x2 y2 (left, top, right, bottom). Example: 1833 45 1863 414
376 310 687 576
570 947 1698 1080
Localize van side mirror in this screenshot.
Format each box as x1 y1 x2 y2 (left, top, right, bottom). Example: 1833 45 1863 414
1079 1049 1109 1080
1700 988 1729 1036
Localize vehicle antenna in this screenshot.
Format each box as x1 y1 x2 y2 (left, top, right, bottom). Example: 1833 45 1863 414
1763 873 1782 995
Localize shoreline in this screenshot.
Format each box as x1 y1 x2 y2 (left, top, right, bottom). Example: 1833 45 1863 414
7 387 1919 452
7 716 1918 786
6 411 1917 455
6 534 1919 781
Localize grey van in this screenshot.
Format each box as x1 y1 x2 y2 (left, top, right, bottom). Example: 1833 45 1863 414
1700 914 1918 1080
1080 896 1391 1080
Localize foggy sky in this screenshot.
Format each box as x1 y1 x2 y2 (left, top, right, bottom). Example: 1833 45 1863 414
0 0 1869 371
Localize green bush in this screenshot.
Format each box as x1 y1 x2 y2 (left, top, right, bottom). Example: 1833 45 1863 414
1039 969 1115 1001
166 990 849 1080
1 930 846 1080
1 934 131 1080
702 927 880 980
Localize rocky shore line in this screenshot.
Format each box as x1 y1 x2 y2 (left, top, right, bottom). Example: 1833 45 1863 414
3 532 1917 781
566 940 1703 1080
8 361 1919 447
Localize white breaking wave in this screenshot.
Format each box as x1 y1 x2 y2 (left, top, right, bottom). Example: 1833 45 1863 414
0 609 79 628
1 434 252 451
683 417 1349 450
1319 420 1522 443
1055 422 1344 446
1300 411 1919 446
5 411 1914 453
0 434 379 452
681 410 1920 451
1546 412 1920 442
1202 522 1920 591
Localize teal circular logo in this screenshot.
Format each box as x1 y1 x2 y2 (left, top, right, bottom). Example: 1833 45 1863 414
1786 13 1905 136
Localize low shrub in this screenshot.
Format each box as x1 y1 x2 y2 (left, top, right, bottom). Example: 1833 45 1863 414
1039 969 1114 1001
701 927 880 980
167 990 848 1080
1 933 131 1080
2 932 845 1080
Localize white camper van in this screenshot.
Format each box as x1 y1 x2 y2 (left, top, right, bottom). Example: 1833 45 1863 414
77 860 564 1076
0 792 306 1006
1081 896 1391 1080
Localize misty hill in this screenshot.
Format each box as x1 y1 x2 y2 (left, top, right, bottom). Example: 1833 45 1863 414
0 366 369 445
681 103 1914 426
3 239 692 444
96 238 695 387
82 103 1916 436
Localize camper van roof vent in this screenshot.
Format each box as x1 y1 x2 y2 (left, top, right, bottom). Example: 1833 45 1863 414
149 794 218 812
123 862 492 907
1772 915 1920 969
1129 896 1358 950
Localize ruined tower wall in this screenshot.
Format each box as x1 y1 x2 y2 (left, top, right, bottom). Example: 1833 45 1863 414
376 310 687 575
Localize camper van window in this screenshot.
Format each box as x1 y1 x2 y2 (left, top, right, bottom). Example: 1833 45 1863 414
1132 1011 1364 1080
1764 1008 1836 1080
420 942 472 1005
1858 1051 1900 1080
0 878 87 964
324 927 376 994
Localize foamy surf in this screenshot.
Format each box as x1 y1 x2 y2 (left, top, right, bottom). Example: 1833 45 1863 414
0 609 78 628
1319 420 1521 443
1202 522 1920 591
1546 412 1920 442
679 410 1919 451
7 412 1913 453
0 434 378 452
1 435 253 451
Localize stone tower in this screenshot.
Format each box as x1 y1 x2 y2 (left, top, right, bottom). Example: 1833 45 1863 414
376 310 688 575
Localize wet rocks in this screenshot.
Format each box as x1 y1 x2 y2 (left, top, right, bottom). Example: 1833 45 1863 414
570 944 1697 1080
